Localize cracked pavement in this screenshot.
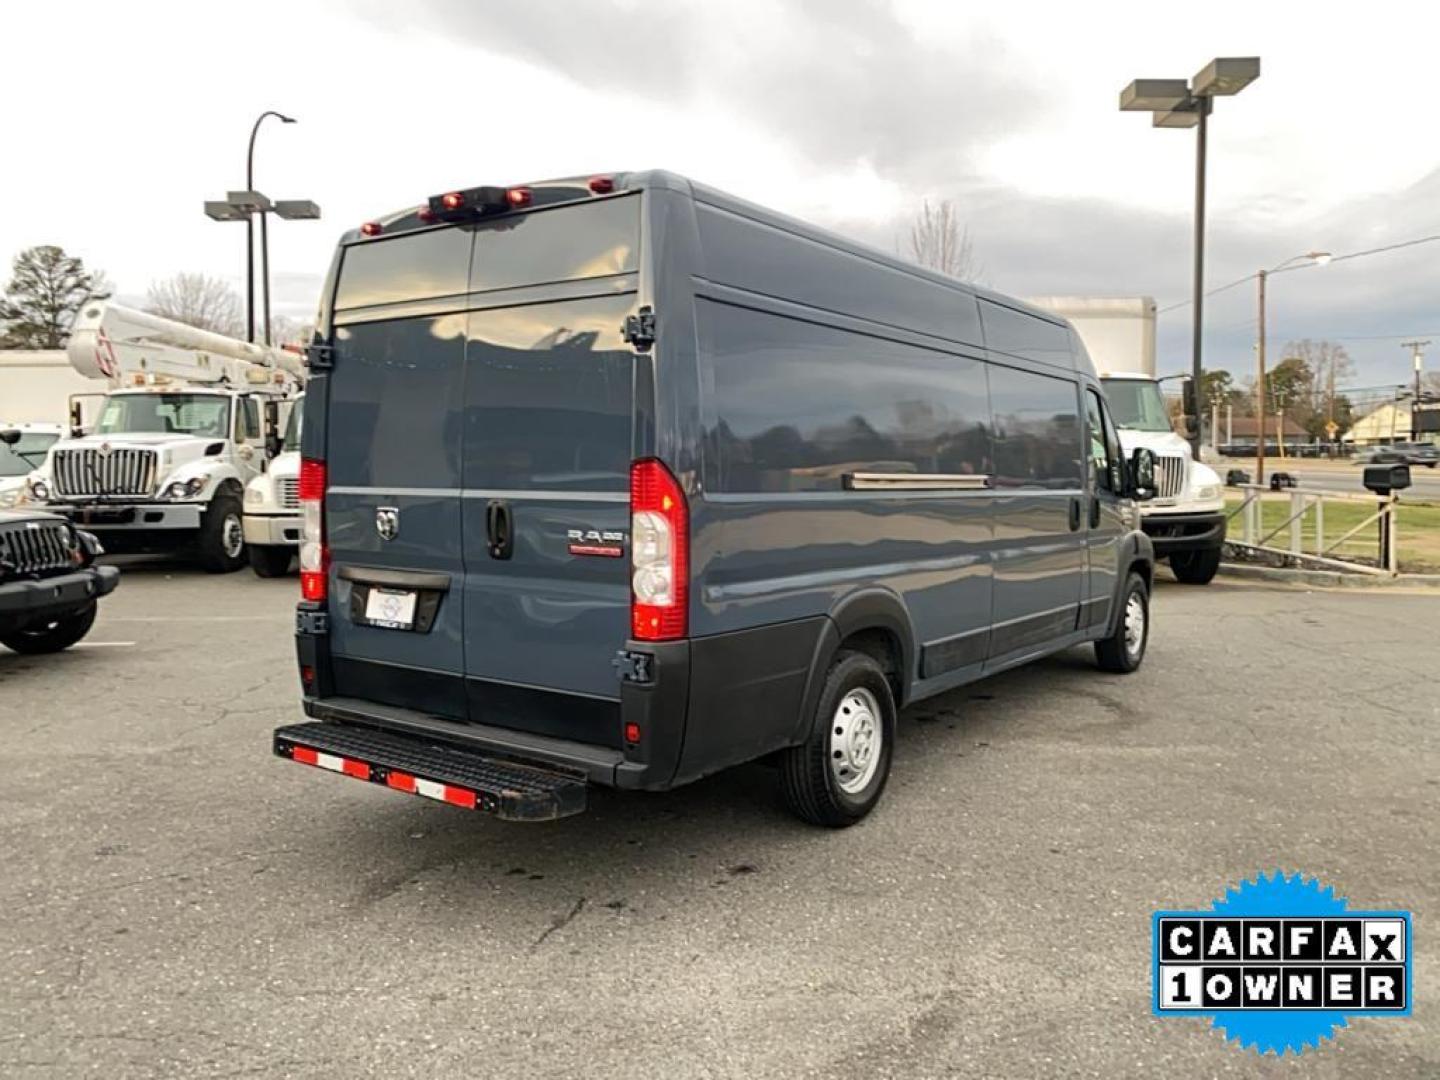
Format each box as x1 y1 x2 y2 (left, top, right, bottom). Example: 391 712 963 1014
0 562 1436 1077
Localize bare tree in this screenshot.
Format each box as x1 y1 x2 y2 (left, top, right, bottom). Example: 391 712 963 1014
269 314 314 346
145 273 244 338
905 199 983 282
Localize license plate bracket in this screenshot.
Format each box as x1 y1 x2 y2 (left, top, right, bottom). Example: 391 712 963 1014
361 587 418 630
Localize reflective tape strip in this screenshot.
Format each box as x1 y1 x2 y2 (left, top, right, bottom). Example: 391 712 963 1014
289 744 370 781
388 769 477 809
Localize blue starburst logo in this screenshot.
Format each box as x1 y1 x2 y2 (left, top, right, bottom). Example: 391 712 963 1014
1152 872 1412 1056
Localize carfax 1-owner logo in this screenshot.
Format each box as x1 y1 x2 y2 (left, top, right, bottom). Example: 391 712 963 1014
1152 872 1413 1055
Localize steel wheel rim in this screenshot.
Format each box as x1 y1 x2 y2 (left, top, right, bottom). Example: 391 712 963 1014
223 514 244 559
1124 592 1146 658
830 687 882 795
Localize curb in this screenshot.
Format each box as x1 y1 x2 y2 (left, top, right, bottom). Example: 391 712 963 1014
1215 562 1440 590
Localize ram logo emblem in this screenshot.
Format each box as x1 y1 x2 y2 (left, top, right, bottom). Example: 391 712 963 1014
375 506 400 541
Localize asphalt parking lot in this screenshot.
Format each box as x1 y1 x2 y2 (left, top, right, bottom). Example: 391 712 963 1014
1 565 1436 1078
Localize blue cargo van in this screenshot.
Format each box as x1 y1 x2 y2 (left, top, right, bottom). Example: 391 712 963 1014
275 171 1157 826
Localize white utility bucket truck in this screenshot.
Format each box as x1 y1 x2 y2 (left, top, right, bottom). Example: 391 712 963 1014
22 302 305 572
1031 296 1226 584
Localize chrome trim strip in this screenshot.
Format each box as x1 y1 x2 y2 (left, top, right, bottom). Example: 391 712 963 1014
844 472 990 491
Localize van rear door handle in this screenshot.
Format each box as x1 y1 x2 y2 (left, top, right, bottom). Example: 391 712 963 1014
1068 496 1081 532
486 499 514 560
1089 495 1101 529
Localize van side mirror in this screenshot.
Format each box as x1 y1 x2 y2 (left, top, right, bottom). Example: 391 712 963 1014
1129 447 1157 501
1180 377 1200 440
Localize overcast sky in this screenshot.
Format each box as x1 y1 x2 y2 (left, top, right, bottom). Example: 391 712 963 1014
4 0 1437 390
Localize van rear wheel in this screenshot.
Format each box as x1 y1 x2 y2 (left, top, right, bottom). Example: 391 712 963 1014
1095 572 1149 673
780 651 895 827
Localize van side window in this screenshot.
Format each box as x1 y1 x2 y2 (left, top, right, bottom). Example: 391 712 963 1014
988 365 1082 489
700 300 992 493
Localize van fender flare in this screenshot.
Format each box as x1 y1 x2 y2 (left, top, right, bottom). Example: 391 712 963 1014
792 588 918 743
1106 531 1156 639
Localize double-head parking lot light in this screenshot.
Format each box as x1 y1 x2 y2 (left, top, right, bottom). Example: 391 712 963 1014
1120 57 1261 455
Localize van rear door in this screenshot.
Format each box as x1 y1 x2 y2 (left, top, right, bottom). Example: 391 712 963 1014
324 228 474 719
457 199 641 746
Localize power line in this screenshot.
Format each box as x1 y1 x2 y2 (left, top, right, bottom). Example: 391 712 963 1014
1156 232 1440 316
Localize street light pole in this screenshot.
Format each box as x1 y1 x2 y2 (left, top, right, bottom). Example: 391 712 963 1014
246 111 295 346
1256 267 1267 483
1120 58 1260 459
1190 97 1211 455
1401 340 1429 440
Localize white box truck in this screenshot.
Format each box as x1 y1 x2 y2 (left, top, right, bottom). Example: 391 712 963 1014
1030 296 1226 584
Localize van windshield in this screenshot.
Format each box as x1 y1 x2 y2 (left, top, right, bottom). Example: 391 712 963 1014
1100 378 1173 433
95 394 231 437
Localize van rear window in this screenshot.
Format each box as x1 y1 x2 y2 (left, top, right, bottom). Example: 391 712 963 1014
334 196 640 311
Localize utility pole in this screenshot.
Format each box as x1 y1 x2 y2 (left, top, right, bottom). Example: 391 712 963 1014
1402 340 1429 441
1255 271 1267 482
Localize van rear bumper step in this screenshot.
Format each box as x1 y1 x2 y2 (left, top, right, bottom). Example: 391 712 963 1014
274 722 588 821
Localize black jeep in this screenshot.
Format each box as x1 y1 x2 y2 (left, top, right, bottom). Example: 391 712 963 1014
0 508 119 654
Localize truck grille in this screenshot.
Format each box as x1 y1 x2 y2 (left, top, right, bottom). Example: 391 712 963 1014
278 477 300 510
1155 455 1186 500
0 520 75 577
52 447 158 498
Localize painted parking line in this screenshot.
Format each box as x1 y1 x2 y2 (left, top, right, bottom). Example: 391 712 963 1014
70 641 137 648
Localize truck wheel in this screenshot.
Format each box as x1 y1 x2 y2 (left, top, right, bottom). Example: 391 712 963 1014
198 489 247 574
1095 572 1149 674
780 650 895 827
0 602 97 654
248 545 293 577
1170 547 1221 585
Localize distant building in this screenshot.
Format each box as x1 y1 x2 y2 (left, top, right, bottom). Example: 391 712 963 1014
1343 402 1440 446
0 350 104 426
1222 415 1309 450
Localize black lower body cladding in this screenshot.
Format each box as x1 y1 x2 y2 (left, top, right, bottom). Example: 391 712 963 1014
1143 511 1226 556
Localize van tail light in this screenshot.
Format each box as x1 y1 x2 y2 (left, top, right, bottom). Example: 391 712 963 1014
630 459 687 641
299 457 328 602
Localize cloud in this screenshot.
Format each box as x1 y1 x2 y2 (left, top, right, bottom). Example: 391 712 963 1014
355 0 1042 186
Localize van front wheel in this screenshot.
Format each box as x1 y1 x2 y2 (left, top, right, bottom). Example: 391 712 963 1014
1095 572 1149 673
780 651 896 827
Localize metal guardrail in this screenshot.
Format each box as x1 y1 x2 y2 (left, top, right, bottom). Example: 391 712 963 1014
1225 484 1400 575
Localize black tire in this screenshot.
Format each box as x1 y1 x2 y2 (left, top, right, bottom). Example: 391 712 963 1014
1095 572 1149 674
248 545 294 577
1169 546 1221 585
780 650 896 827
0 602 97 654
197 488 247 574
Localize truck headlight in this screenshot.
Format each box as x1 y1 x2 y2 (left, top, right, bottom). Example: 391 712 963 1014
1196 483 1221 501
28 479 50 502
245 487 263 506
0 488 17 509
163 477 208 500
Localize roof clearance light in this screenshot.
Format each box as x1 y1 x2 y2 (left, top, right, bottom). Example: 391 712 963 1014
440 191 466 211
588 176 615 195
417 206 437 224
506 187 532 208
360 221 383 237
